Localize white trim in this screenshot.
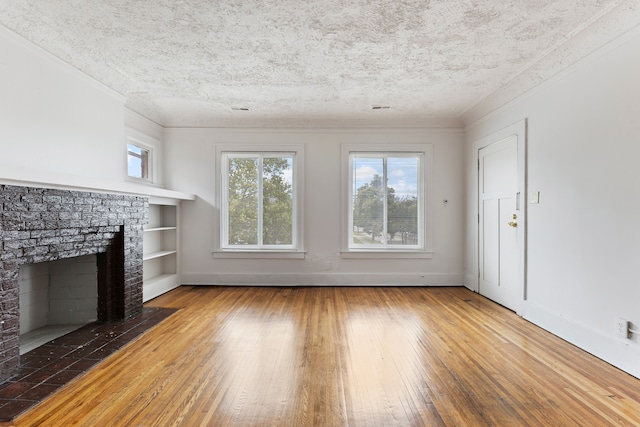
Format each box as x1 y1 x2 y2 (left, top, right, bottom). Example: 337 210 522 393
522 300 640 380
165 127 463 137
148 196 182 205
213 251 306 259
463 20 640 130
124 114 165 187
182 272 464 287
124 108 164 137
472 119 527 313
143 250 177 261
0 163 194 200
215 143 305 253
162 118 464 130
340 251 433 259
126 139 154 184
341 143 433 255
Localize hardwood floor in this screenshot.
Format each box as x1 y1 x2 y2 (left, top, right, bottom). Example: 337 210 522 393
5 286 640 426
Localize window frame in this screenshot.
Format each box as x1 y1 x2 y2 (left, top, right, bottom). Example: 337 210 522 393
341 143 433 259
215 144 305 258
126 137 154 184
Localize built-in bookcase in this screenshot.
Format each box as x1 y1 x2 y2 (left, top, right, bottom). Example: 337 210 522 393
143 199 180 301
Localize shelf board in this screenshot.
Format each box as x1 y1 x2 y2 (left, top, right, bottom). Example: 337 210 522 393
143 250 177 261
144 226 177 232
144 273 177 287
143 273 180 302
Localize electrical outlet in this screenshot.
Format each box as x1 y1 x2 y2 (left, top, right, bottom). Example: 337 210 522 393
617 318 630 339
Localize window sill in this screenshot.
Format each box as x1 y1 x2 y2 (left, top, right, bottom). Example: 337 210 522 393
125 177 160 187
213 251 306 259
340 251 433 259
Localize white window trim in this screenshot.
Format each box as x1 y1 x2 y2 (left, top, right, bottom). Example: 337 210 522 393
340 143 433 258
214 144 305 258
125 133 157 185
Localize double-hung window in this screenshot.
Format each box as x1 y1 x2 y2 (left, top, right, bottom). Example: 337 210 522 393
344 145 431 254
220 151 301 251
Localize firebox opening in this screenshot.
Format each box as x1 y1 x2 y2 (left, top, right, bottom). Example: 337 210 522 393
19 255 98 354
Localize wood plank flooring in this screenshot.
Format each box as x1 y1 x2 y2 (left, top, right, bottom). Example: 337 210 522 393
4 286 640 426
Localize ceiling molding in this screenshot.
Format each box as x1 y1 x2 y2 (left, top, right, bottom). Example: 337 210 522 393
462 0 640 125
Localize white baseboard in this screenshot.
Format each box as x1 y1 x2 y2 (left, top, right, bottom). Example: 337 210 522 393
522 300 640 380
464 273 477 292
181 272 464 287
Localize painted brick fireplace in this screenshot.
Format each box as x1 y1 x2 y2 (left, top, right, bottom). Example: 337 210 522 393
0 185 147 383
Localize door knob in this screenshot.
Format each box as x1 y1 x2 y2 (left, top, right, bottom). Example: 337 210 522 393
508 221 518 228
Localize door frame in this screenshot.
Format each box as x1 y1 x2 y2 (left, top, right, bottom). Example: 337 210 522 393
472 119 527 314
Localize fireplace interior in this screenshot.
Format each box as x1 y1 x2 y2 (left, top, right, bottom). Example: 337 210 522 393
19 255 98 354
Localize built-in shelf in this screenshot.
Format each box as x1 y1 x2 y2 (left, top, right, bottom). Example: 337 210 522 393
143 273 179 302
145 226 177 232
143 250 177 261
143 202 181 302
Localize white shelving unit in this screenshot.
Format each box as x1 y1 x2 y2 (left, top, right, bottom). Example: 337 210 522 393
143 198 181 301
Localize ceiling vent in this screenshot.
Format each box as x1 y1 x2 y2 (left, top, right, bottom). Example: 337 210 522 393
231 107 249 111
371 105 390 110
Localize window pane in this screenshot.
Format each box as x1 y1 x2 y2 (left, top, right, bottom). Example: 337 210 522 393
349 152 422 249
387 157 419 246
127 143 146 179
263 156 293 245
128 156 142 178
228 157 258 245
352 157 384 246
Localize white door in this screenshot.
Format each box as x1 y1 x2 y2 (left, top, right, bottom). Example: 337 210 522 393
478 135 520 311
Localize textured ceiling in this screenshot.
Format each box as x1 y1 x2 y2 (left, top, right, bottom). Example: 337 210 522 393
1 0 639 127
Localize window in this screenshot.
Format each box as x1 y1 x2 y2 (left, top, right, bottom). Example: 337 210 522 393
127 143 151 181
221 151 300 251
346 148 429 252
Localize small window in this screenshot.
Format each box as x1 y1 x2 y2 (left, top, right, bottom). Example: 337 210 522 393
221 152 299 251
348 151 425 250
127 143 151 181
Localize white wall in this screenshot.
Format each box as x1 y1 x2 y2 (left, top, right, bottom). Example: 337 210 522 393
18 263 49 334
464 29 640 378
164 128 465 286
0 26 166 194
0 27 124 182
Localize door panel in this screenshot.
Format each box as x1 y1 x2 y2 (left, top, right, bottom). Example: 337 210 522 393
482 199 499 285
478 135 520 311
499 197 518 294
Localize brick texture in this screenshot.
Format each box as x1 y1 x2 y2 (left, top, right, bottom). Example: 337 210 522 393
0 185 148 383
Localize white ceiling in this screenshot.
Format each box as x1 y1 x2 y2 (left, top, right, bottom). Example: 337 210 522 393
1 1 639 127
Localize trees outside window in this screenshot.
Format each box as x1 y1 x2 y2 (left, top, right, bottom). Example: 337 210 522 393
222 153 295 249
349 153 423 249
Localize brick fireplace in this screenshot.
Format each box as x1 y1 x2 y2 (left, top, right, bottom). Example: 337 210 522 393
0 185 147 383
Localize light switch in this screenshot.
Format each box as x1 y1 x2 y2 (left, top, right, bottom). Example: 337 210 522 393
529 191 540 204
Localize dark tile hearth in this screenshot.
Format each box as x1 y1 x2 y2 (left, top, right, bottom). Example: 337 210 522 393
0 307 176 422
